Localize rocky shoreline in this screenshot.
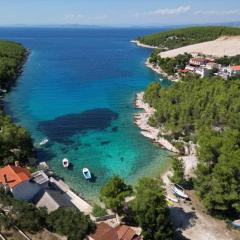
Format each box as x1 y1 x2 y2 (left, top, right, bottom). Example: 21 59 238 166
134 92 179 153
130 40 160 49
145 58 180 82
134 92 197 177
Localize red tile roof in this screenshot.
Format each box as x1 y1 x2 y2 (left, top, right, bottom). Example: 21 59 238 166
116 225 137 240
89 223 139 240
190 58 207 62
0 165 31 188
231 65 240 71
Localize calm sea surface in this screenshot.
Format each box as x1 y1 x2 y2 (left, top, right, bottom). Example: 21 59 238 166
2 27 172 201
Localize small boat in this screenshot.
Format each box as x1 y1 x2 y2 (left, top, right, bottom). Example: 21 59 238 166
82 168 91 180
39 138 49 146
165 194 179 203
232 219 240 229
0 89 7 93
170 184 189 199
62 158 69 168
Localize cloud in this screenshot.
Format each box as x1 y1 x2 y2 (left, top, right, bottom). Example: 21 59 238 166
134 5 191 17
194 9 240 16
64 14 108 23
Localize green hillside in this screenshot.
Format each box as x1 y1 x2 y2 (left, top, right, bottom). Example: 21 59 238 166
144 77 240 218
138 26 240 50
0 40 26 90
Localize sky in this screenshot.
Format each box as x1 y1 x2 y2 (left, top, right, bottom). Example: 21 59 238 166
0 0 240 27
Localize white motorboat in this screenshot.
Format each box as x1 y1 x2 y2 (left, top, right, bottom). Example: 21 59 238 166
0 89 7 93
82 168 91 180
39 138 49 146
62 158 69 168
170 184 189 199
165 194 179 203
232 219 240 229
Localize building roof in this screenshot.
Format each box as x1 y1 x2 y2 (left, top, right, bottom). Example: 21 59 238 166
231 65 240 71
33 189 74 213
0 165 31 188
179 69 190 73
116 225 137 240
31 170 49 185
89 223 139 240
190 57 207 62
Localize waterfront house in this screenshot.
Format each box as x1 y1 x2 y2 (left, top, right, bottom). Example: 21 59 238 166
205 62 220 70
33 188 74 213
195 67 211 78
0 165 42 201
185 65 196 71
89 222 142 240
189 57 208 66
230 65 240 76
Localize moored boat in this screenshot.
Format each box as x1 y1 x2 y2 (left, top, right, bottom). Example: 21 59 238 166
232 219 240 229
39 137 49 146
170 184 189 199
62 158 69 168
82 168 91 180
165 194 179 203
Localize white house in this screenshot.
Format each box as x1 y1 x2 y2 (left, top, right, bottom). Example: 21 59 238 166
195 67 211 78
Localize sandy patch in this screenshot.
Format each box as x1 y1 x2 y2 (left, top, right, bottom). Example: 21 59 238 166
160 36 240 58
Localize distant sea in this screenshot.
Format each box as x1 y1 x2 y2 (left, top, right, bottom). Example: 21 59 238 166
2 27 172 201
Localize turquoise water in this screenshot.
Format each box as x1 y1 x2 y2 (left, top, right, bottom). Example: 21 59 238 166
2 27 172 201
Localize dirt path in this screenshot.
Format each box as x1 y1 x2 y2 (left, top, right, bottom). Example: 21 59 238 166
168 189 240 240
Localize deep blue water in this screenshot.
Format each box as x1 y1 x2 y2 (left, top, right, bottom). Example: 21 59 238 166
1 27 172 201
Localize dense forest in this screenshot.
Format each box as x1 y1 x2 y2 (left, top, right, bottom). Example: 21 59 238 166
0 40 34 166
0 40 26 90
144 77 240 218
138 26 240 49
100 176 174 240
216 54 240 66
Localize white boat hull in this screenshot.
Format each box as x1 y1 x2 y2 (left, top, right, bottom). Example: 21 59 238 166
82 168 91 180
232 220 240 228
171 185 189 199
62 158 69 168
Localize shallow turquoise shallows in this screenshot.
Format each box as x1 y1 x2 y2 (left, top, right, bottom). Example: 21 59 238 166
2 27 172 201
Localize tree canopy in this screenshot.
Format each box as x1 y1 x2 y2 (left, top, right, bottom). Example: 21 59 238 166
46 208 96 240
149 51 191 75
143 76 240 217
0 40 34 167
0 188 47 233
0 40 26 90
132 177 174 240
216 54 240 66
170 157 185 185
0 112 34 166
99 176 132 214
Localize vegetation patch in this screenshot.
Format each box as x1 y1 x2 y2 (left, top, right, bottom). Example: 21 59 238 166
138 26 240 49
144 77 240 218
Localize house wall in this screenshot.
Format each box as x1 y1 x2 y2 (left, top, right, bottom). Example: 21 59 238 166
233 70 240 76
12 180 42 201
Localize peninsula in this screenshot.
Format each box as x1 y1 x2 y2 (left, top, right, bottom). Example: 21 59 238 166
134 26 240 240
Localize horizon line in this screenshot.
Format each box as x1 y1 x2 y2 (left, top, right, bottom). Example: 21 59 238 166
0 21 239 29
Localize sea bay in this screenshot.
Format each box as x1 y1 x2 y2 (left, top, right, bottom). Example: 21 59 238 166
2 27 172 201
